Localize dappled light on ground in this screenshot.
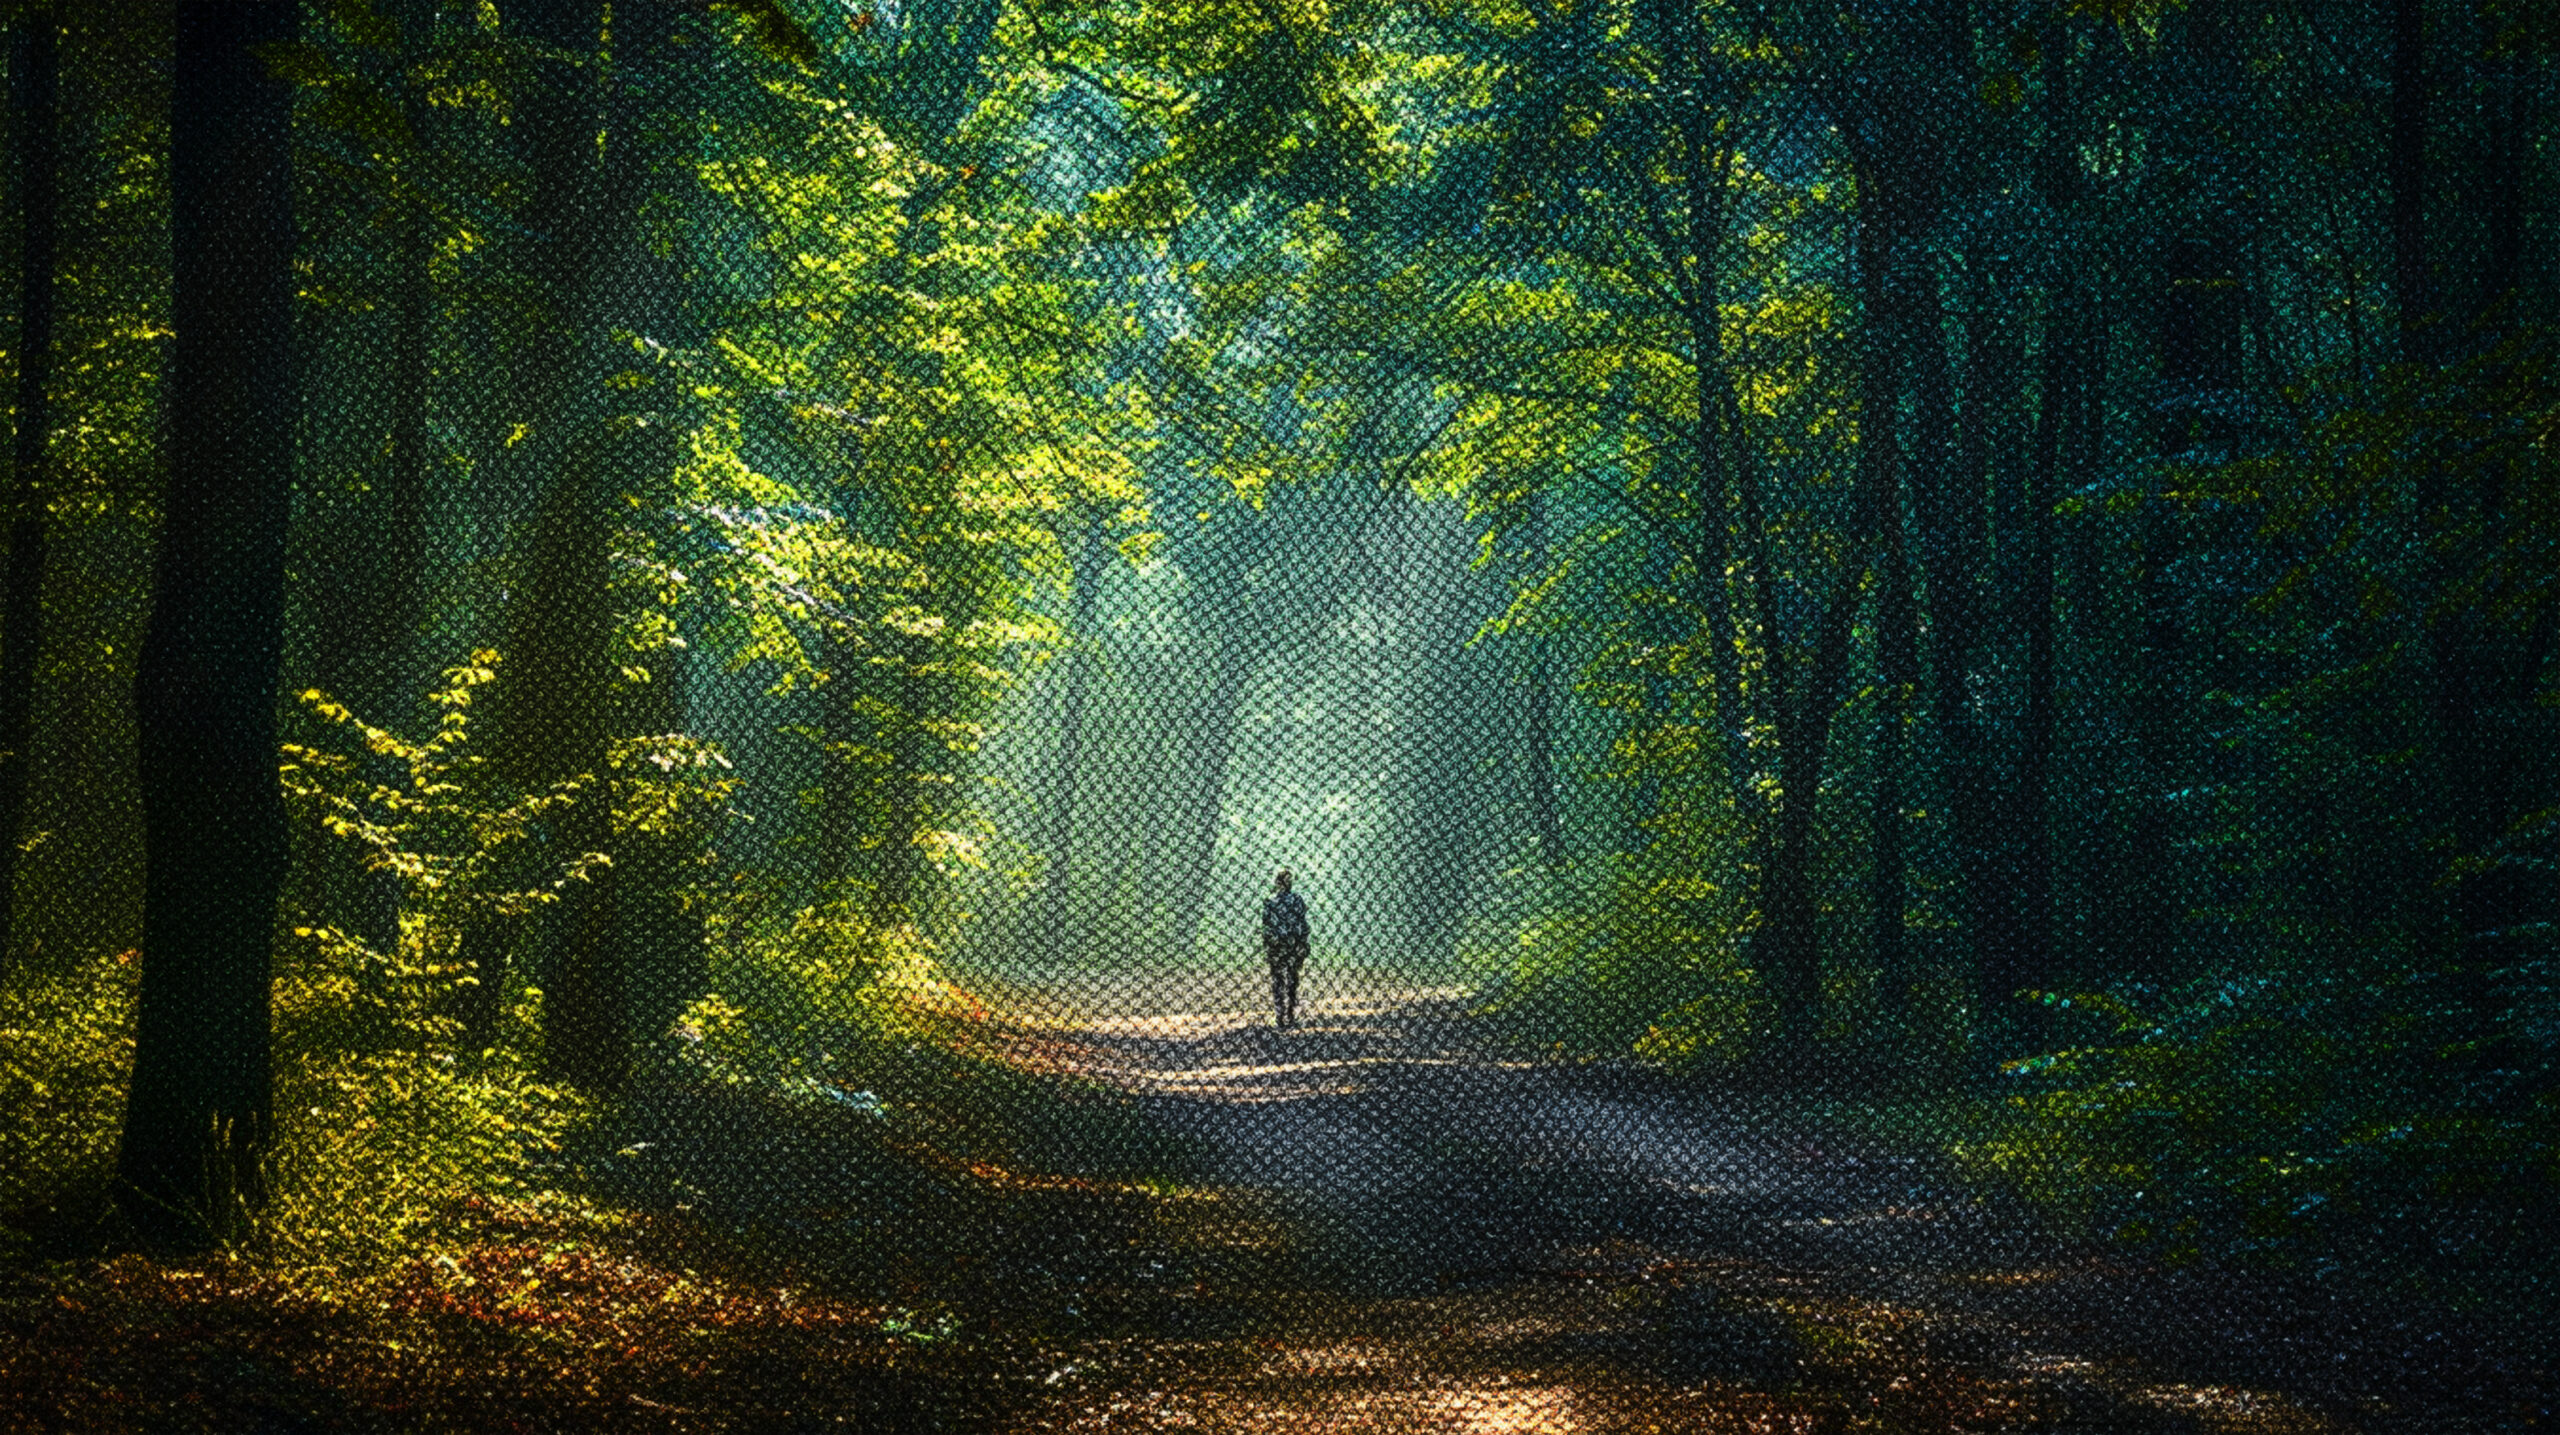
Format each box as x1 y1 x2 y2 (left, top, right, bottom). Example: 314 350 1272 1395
959 982 2545 1433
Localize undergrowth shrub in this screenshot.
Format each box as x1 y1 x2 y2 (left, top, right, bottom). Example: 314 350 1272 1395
1958 957 2560 1285
261 922 588 1278
1463 848 1760 1073
675 898 987 1105
255 651 733 1276
0 950 139 1245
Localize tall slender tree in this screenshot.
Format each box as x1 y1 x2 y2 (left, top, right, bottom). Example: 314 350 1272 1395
0 3 58 975
116 0 299 1247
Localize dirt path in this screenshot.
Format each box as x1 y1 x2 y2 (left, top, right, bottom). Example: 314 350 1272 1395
989 974 2548 1435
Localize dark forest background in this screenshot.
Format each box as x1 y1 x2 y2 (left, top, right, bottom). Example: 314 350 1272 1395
0 0 2552 1426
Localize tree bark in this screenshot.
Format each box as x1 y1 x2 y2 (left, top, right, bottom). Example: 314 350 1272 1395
2003 295 2061 1054
1988 24 2079 1062
503 0 704 1088
116 0 299 1249
316 1 439 961
1868 475 1916 1019
1400 505 1485 962
816 627 862 891
1757 132 1901 1068
1902 252 1978 997
512 435 622 1092
1164 633 1257 960
0 5 57 976
1036 514 1112 955
1519 492 1568 874
870 626 933 923
1918 277 2025 1065
2472 1 2528 337
2390 0 2433 364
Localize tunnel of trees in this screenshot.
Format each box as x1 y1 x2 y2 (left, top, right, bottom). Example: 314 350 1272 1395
0 0 2552 1426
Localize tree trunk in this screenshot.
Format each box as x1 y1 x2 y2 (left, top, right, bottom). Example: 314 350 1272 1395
817 628 861 891
1989 26 2079 1062
1904 258 1984 1009
0 5 57 976
505 0 702 1088
2390 0 2433 365
1164 637 1256 960
2140 239 2242 993
1917 277 2023 1066
509 442 621 1090
1760 552 1865 1067
2473 9 2527 336
1399 505 1484 963
1868 476 1916 1021
1756 117 1913 1071
870 628 932 923
1519 492 1568 874
116 0 298 1249
2001 294 2062 1056
1036 514 1111 956
317 16 438 960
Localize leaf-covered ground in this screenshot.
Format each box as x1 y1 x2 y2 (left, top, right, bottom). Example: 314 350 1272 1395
976 976 2551 1434
2 971 2550 1432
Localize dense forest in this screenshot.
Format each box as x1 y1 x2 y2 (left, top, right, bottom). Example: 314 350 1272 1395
0 0 2552 1428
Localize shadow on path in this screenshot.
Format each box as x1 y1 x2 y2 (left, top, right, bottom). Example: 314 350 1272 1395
988 976 2550 1435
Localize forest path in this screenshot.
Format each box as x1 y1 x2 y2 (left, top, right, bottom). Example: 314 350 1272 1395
982 973 2528 1435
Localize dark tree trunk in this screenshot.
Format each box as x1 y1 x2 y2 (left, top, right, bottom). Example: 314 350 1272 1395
1164 636 1256 960
1868 477 1916 1017
1519 492 1568 874
510 442 621 1091
817 628 861 890
486 0 618 1088
1761 544 1866 1067
2472 5 2528 336
870 628 932 923
507 0 607 431
0 5 58 975
116 0 299 1249
1988 25 2080 1062
1911 264 2009 1054
319 8 438 960
1036 515 1111 954
2390 0 2433 364
1760 140 1902 1068
2142 240 2243 991
1400 506 1485 962
2003 294 2062 1052
507 0 702 1087
2063 285 2110 991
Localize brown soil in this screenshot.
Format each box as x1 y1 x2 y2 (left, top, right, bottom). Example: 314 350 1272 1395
980 973 2553 1435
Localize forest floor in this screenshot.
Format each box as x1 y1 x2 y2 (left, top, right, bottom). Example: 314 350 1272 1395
968 964 2553 1435
3 966 2549 1433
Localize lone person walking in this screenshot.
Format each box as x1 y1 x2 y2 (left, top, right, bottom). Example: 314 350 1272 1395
1262 868 1310 1030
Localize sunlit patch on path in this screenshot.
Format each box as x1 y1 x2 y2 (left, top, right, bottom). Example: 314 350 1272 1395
980 975 2511 1434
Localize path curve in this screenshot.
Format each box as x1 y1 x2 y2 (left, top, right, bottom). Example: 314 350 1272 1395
996 975 2547 1435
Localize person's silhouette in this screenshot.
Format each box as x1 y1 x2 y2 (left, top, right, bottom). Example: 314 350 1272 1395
1261 868 1310 1030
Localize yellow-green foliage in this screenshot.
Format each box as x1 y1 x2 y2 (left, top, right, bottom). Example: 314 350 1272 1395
0 951 140 1242
1467 852 1760 1071
261 1049 586 1277
257 906 588 1276
674 900 968 1093
256 653 738 1275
